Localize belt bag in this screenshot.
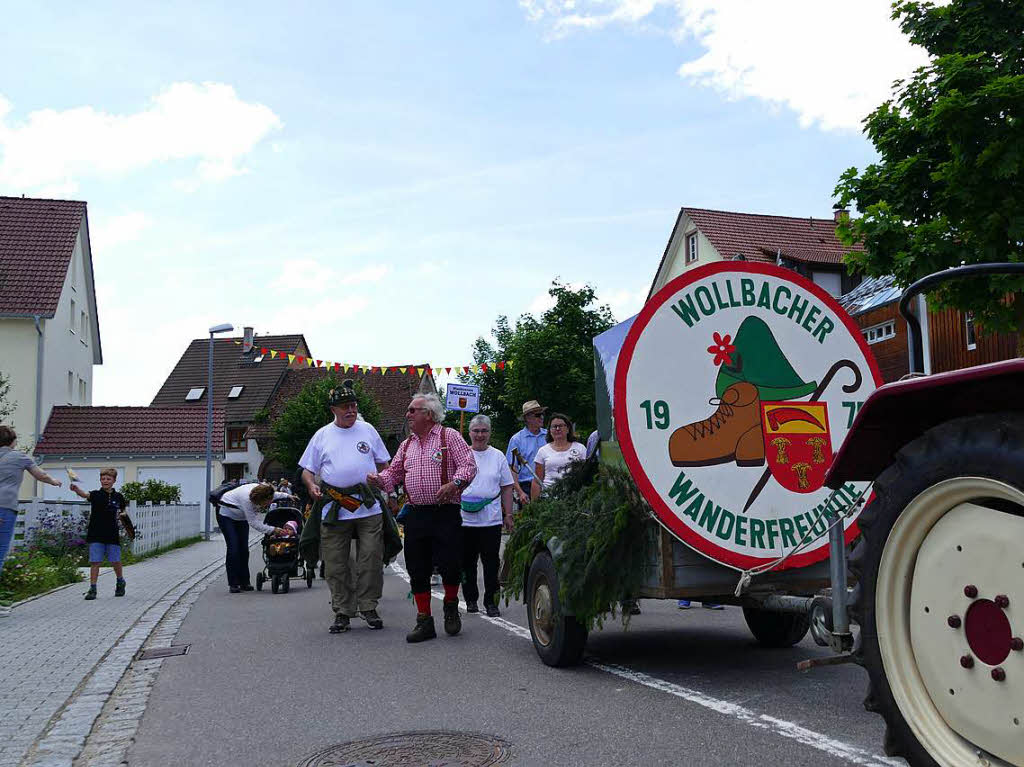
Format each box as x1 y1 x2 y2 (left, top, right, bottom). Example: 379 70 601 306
460 494 499 513
325 487 363 512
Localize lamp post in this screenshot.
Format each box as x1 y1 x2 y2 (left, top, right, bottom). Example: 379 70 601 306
205 323 233 540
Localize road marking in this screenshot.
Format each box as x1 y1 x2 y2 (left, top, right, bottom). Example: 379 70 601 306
389 563 900 767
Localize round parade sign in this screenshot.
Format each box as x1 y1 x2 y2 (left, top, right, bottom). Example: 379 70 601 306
614 262 883 571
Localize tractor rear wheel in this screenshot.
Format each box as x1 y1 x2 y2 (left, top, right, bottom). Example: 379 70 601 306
852 413 1024 767
742 607 810 648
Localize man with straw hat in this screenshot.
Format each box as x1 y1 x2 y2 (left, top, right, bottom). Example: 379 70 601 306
505 400 548 507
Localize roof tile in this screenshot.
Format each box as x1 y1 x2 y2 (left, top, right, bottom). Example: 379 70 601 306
35 406 226 456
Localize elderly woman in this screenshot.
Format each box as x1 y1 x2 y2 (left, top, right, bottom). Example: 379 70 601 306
459 414 514 617
216 482 291 594
531 412 587 500
0 426 62 582
368 392 476 643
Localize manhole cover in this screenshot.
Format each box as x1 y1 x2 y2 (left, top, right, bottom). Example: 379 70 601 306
295 731 512 767
136 645 190 660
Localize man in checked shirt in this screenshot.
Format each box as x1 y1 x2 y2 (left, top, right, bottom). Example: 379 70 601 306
368 392 476 643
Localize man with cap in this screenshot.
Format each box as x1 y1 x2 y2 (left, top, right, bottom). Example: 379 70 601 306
299 379 391 634
668 317 817 467
505 400 548 507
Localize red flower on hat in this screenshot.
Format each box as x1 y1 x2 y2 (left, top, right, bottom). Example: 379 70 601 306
707 332 735 366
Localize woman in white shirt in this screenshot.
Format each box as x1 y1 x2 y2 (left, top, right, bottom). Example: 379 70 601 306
460 414 514 617
531 412 587 500
217 482 290 594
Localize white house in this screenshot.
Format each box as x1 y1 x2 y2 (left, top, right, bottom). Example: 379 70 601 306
647 206 865 301
0 196 102 496
33 406 226 520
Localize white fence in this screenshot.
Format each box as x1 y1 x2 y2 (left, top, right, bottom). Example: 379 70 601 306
14 499 201 556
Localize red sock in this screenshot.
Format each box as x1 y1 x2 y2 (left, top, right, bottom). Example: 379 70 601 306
414 592 432 615
443 584 459 602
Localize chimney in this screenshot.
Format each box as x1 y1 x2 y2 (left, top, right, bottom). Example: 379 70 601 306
243 326 254 353
833 204 849 223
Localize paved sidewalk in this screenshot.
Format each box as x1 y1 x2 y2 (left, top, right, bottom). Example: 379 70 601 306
0 533 254 767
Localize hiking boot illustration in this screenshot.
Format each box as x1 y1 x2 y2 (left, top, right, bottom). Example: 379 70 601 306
668 382 765 467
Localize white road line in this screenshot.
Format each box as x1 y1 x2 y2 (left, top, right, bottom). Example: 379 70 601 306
388 563 900 767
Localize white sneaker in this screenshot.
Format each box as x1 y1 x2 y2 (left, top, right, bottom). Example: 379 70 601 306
430 573 442 586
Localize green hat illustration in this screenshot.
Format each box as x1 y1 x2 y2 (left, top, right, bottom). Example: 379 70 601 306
714 317 816 400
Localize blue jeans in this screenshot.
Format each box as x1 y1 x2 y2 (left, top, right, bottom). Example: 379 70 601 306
217 512 251 587
0 507 16 575
88 543 122 563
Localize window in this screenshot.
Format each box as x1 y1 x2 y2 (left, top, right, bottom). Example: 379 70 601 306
69 299 76 333
79 377 87 403
227 428 247 451
185 387 205 401
685 232 698 264
812 271 843 298
67 371 74 402
965 312 977 350
228 385 244 399
80 311 88 343
862 320 896 345
70 252 77 289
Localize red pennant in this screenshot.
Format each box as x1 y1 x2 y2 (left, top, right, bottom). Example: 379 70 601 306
316 360 322 367
481 363 489 372
498 361 505 370
445 367 451 374
260 347 268 355
334 363 340 371
296 356 304 364
354 365 360 372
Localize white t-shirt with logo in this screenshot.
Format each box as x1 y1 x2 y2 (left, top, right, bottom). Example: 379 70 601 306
461 446 514 527
299 420 390 520
534 442 587 489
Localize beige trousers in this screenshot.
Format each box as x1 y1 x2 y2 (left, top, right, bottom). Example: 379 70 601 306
321 513 383 616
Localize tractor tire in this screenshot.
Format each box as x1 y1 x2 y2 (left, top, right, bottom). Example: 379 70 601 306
851 413 1024 767
742 607 810 648
526 551 588 667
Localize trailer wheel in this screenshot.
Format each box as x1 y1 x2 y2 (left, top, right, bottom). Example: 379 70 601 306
527 551 588 667
852 413 1024 767
742 607 810 648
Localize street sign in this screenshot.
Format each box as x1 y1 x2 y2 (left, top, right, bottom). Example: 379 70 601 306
446 383 480 413
614 262 883 571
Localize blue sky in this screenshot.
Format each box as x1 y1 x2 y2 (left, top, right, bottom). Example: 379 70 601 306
0 1 925 405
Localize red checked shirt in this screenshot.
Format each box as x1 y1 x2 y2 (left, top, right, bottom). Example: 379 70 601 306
377 424 476 505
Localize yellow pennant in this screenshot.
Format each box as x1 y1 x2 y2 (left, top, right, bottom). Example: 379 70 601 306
417 367 424 376
287 354 296 365
506 359 514 369
269 350 278 359
399 367 407 375
381 367 388 376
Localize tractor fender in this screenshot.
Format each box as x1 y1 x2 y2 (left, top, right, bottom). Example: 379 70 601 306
826 358 1024 487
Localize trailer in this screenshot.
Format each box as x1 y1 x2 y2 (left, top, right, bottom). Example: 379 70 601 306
519 261 1023 767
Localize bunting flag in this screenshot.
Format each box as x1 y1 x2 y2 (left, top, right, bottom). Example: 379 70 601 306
220 338 509 376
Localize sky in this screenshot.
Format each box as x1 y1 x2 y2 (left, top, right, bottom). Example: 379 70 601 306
0 1 928 406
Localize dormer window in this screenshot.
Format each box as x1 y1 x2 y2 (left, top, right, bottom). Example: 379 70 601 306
686 232 698 264
185 387 205 401
228 386 244 399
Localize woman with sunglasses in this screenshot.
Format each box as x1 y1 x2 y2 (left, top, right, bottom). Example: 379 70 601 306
530 413 586 500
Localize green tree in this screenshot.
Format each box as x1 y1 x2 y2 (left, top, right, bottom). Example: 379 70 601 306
463 281 615 447
268 376 382 471
0 371 15 423
834 0 1024 347
121 479 182 504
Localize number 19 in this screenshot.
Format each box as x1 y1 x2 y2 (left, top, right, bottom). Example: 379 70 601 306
640 400 670 429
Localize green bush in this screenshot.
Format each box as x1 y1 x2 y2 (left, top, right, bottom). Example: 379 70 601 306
120 479 181 504
0 548 82 603
501 461 656 630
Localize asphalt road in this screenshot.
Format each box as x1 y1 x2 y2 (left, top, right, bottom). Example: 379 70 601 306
128 554 900 767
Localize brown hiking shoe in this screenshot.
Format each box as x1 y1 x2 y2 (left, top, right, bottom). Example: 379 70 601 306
443 600 462 636
668 382 765 467
406 613 437 643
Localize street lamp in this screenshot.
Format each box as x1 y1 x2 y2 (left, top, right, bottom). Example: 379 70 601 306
204 323 233 540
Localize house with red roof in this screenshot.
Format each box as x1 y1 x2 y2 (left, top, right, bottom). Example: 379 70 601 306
648 206 864 301
0 196 102 495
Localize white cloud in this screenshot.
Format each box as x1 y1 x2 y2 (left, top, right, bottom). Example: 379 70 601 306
0 82 282 193
274 259 392 293
520 0 929 132
91 211 151 251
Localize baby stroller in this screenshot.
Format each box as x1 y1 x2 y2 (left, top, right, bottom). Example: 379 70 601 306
255 505 313 594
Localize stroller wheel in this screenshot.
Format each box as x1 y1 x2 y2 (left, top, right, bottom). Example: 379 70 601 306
255 572 264 591
281 575 290 594
271 574 280 594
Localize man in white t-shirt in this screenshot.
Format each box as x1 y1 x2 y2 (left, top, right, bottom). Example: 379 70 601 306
300 380 391 634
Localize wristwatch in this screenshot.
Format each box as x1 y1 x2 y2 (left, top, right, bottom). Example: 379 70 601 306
453 478 467 489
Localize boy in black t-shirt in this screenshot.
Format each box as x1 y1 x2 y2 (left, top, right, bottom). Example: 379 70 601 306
70 468 128 600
